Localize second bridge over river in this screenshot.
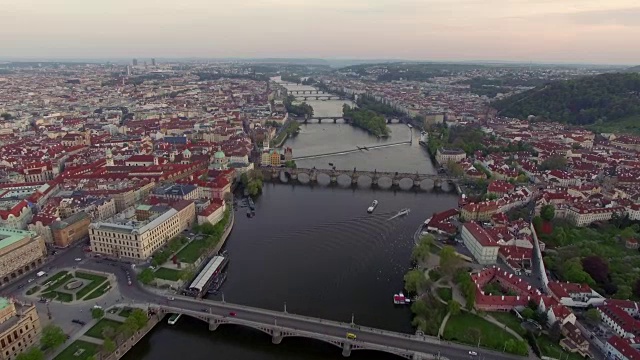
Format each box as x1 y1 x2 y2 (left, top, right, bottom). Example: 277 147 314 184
262 167 459 191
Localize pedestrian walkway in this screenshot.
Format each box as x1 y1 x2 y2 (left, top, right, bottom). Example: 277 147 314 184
78 335 104 345
437 312 451 338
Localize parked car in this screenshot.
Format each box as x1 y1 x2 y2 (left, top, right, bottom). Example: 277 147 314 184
71 319 86 326
469 351 478 356
229 312 236 317
74 258 82 262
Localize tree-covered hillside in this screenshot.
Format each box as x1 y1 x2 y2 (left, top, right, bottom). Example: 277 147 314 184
493 73 640 126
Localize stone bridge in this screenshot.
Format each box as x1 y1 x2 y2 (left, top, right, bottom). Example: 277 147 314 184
262 167 459 191
155 305 441 360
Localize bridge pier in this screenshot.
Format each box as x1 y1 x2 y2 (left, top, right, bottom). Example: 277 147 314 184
342 342 351 357
208 318 220 331
272 330 283 345
392 177 400 188
334 118 337 123
330 175 337 184
351 176 358 186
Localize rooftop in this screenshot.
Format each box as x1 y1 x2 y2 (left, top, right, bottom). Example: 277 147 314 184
0 228 35 250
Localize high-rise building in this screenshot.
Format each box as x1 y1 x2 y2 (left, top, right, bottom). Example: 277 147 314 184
151 58 156 66
132 59 138 66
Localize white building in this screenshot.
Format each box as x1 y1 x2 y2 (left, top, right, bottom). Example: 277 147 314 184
461 222 499 265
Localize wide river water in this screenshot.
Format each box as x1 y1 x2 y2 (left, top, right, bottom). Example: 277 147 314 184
124 83 458 360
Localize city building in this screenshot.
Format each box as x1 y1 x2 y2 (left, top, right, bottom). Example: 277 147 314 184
0 298 42 360
435 148 466 165
197 200 226 225
606 336 640 360
89 200 195 260
50 212 91 248
0 201 33 231
461 222 499 264
0 229 46 286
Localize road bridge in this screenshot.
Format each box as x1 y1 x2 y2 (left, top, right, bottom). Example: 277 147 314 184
261 167 459 191
153 303 438 359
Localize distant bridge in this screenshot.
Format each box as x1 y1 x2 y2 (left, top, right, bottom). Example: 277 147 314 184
287 89 344 101
292 141 412 160
261 167 459 191
294 117 405 124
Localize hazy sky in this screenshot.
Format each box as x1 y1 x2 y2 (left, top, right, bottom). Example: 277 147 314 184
1 0 639 64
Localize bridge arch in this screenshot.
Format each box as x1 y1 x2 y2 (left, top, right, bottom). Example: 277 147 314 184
316 172 331 185
336 174 352 187
397 178 414 190
377 176 393 189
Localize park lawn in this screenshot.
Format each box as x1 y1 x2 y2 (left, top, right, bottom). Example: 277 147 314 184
443 313 519 352
175 240 206 263
119 307 133 318
75 272 108 300
436 287 452 302
84 281 111 300
154 267 182 281
53 340 100 360
537 335 585 360
84 318 123 339
54 291 74 302
43 273 73 292
47 271 69 284
26 285 40 295
490 311 526 336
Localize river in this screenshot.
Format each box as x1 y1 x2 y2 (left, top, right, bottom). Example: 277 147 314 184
124 82 457 360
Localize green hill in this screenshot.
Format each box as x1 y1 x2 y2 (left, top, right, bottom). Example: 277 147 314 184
493 73 640 127
626 65 640 73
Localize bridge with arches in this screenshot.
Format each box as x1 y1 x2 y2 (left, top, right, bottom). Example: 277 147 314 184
262 167 459 191
287 89 344 101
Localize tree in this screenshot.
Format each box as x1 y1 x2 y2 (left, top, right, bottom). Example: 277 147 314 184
633 278 640 298
137 268 155 284
103 338 116 353
446 161 464 177
615 285 632 300
411 234 434 263
439 246 462 276
447 300 461 315
284 160 297 169
101 326 116 340
548 321 562 342
521 308 535 319
15 348 44 360
585 308 601 324
128 309 149 330
540 205 555 221
404 269 427 295
40 324 66 350
581 256 609 284
539 155 567 171
91 307 105 320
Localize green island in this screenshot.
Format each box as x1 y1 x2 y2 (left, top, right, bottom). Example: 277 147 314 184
342 104 389 137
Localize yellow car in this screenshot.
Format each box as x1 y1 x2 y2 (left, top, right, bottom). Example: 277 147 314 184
346 333 357 340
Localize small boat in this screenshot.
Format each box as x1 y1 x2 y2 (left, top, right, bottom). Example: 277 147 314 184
393 293 411 305
168 313 182 325
367 200 378 213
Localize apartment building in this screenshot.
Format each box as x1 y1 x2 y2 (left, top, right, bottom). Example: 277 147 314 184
0 229 46 286
89 200 195 260
0 298 42 360
461 222 499 265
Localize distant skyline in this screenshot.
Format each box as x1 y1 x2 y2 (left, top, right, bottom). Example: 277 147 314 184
1 0 639 65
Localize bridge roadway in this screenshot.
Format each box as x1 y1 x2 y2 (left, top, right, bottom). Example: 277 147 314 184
125 292 522 360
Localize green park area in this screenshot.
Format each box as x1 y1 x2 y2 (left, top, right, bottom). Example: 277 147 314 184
154 267 182 281
30 270 110 302
443 313 528 355
53 340 100 360
490 311 525 336
539 218 640 300
84 318 123 339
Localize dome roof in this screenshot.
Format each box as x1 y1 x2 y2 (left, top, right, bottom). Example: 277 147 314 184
214 150 225 159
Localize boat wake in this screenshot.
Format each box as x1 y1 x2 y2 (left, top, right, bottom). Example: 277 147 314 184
387 208 410 220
